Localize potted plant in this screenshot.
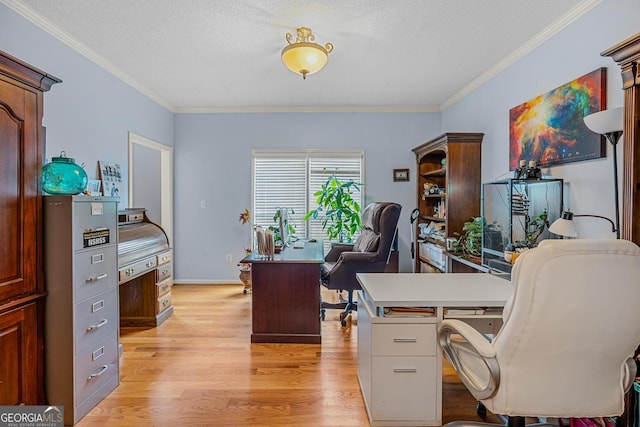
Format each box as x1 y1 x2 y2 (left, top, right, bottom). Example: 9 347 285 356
304 172 363 243
453 217 483 258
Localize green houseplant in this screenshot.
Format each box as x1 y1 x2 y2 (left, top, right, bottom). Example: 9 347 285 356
454 217 483 258
304 172 363 242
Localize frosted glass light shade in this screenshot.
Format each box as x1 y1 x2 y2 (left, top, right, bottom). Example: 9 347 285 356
281 27 333 79
583 107 623 134
281 43 328 77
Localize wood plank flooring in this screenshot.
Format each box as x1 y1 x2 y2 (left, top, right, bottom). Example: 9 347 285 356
77 284 501 426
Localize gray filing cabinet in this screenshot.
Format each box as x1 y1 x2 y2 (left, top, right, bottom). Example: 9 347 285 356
44 196 119 425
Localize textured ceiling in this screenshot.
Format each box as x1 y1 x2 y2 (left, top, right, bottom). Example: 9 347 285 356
5 0 596 112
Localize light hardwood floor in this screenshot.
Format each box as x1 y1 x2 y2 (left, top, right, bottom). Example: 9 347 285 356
77 284 500 426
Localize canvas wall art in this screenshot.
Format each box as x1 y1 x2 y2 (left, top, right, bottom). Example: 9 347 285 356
509 68 606 170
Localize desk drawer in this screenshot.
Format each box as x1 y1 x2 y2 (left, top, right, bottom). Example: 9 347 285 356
156 277 172 298
74 246 118 303
372 323 437 356
74 288 118 353
157 250 172 266
74 332 118 405
74 201 117 251
371 355 438 421
156 292 172 313
119 256 157 283
156 262 171 283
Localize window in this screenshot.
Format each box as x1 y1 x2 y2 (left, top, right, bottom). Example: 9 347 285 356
252 150 364 247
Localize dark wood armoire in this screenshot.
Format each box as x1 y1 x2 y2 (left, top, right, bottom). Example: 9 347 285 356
0 50 60 404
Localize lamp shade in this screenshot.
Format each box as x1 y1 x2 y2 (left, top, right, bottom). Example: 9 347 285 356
549 211 578 238
282 27 333 79
583 107 623 134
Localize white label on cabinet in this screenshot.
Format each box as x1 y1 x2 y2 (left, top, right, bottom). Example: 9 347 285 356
91 202 103 216
92 346 105 361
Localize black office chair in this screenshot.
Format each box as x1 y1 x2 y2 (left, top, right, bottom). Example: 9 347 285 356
320 201 401 326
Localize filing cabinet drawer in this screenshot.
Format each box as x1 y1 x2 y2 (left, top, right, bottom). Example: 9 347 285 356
156 262 171 282
372 323 437 356
371 355 438 421
74 246 118 303
73 201 117 251
74 288 119 352
156 292 172 313
156 277 172 298
74 332 118 405
157 250 172 266
119 256 157 283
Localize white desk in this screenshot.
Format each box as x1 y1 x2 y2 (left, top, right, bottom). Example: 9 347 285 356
356 273 512 427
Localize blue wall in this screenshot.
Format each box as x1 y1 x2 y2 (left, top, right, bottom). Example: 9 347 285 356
0 3 174 207
2 0 638 281
442 0 639 240
174 112 439 280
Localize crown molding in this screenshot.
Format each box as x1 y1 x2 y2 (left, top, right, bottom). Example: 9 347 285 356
1 0 174 111
175 104 440 114
440 0 603 111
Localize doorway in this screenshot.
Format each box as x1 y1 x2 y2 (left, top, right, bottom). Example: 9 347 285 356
128 132 174 244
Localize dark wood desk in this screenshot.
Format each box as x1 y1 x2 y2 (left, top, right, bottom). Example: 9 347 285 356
240 241 324 344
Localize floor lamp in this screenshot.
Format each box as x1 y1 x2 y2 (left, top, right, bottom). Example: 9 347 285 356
582 107 624 239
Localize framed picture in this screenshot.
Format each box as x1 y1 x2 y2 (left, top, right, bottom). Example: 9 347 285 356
86 179 102 196
98 161 123 198
509 68 607 169
393 168 410 182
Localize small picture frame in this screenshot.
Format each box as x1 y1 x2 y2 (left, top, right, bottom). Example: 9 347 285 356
393 168 410 182
86 179 102 196
98 161 123 198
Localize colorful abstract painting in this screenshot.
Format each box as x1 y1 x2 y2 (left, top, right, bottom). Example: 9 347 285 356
509 68 606 169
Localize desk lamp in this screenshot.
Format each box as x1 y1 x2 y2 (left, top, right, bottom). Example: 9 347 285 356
582 107 624 239
549 210 617 238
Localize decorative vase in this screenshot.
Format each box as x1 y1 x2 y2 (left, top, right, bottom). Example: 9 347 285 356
42 151 88 195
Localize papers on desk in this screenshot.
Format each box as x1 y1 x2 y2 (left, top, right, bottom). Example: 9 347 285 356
383 307 435 317
445 307 486 316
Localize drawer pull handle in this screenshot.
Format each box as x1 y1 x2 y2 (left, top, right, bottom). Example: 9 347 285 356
393 368 418 373
87 319 108 332
161 284 169 292
393 338 417 343
87 365 109 381
146 260 154 268
86 273 108 283
125 268 135 276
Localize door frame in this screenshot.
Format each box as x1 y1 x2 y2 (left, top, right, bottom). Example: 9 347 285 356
127 132 174 244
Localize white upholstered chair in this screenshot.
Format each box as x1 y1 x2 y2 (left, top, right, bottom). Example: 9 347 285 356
438 239 640 427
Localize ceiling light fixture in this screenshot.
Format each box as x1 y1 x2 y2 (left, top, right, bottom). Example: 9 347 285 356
281 27 333 80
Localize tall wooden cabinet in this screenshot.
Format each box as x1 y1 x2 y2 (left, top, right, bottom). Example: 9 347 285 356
601 32 640 246
412 133 483 272
0 50 60 405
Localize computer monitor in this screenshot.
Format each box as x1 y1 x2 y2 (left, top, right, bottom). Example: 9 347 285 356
278 208 290 247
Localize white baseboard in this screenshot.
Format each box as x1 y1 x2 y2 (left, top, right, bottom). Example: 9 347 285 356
173 279 242 285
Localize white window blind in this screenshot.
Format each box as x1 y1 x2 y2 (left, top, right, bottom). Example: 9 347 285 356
252 150 364 249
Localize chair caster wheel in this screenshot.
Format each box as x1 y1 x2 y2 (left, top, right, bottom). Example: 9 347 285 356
476 402 487 418
341 319 347 327
243 289 247 294
320 309 326 321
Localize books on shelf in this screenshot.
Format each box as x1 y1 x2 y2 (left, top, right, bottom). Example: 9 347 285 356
384 307 435 317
